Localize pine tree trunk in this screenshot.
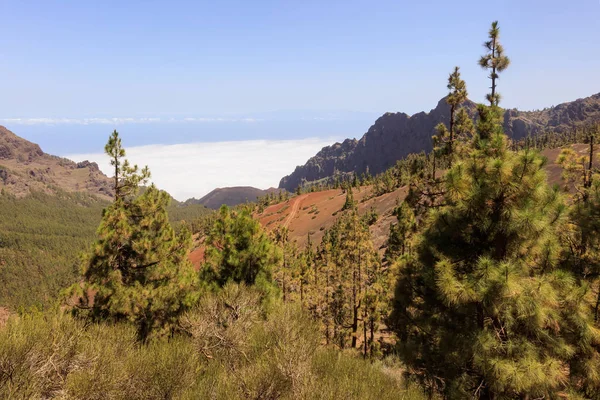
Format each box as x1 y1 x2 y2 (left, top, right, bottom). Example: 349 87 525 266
369 318 375 358
477 303 484 330
363 306 368 358
282 252 287 302
594 286 600 323
490 36 497 106
587 131 594 190
325 262 330 344
449 104 455 163
283 275 287 303
351 303 359 349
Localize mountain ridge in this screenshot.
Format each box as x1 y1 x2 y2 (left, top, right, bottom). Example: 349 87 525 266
0 125 113 199
279 93 600 191
187 186 280 209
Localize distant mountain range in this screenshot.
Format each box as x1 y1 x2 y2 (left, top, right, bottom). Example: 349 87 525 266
185 186 279 209
279 93 600 191
0 126 113 199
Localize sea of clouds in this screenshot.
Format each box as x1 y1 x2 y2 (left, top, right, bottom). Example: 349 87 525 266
66 137 339 201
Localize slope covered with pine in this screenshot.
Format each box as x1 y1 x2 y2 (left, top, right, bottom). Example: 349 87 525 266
0 128 211 311
240 144 592 254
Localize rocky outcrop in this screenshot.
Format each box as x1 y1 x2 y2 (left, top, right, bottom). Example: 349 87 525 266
0 125 113 199
504 93 600 139
279 93 600 191
280 97 475 190
0 126 44 161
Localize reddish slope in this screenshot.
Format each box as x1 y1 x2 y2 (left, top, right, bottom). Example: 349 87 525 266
256 185 408 251
188 143 596 270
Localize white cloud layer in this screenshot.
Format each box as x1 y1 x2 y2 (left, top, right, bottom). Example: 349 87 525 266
65 138 338 201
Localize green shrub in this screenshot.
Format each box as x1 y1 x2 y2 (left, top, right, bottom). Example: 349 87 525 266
0 285 425 399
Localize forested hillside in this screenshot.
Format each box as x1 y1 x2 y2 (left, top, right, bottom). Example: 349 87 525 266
0 189 210 311
0 190 106 310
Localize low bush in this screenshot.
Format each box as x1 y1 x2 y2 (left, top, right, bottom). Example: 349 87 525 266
0 285 425 399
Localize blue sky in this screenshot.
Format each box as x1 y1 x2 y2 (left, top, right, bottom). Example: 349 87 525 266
0 0 598 198
1 0 598 119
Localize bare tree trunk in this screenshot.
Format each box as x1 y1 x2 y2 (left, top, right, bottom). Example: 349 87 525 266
363 307 368 359
587 130 594 189
369 318 375 358
351 303 359 349
449 104 455 163
325 262 330 344
595 286 600 323
490 37 497 106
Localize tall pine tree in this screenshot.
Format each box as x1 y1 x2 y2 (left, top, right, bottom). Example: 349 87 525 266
391 23 600 398
69 130 198 343
433 66 469 164
202 205 280 292
478 21 510 106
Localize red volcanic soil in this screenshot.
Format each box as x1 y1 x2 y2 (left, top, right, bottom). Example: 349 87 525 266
255 185 409 251
541 144 596 187
187 185 409 269
188 246 205 270
187 143 598 269
188 235 206 270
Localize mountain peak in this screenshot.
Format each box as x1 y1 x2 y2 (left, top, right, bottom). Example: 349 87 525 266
0 125 44 161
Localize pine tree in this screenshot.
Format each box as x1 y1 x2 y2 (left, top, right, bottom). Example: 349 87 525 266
342 185 356 211
315 229 335 344
300 233 316 306
433 67 469 165
391 27 600 396
384 201 416 262
273 227 301 303
478 21 510 106
69 130 198 343
352 173 359 188
392 104 600 398
104 130 151 201
319 209 380 354
414 68 473 215
202 205 280 292
558 125 600 327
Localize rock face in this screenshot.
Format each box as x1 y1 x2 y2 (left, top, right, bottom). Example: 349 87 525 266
279 93 600 191
0 125 113 199
504 93 600 139
279 97 475 191
0 126 44 161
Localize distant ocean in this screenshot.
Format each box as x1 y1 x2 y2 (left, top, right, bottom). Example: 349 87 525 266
2 111 379 155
